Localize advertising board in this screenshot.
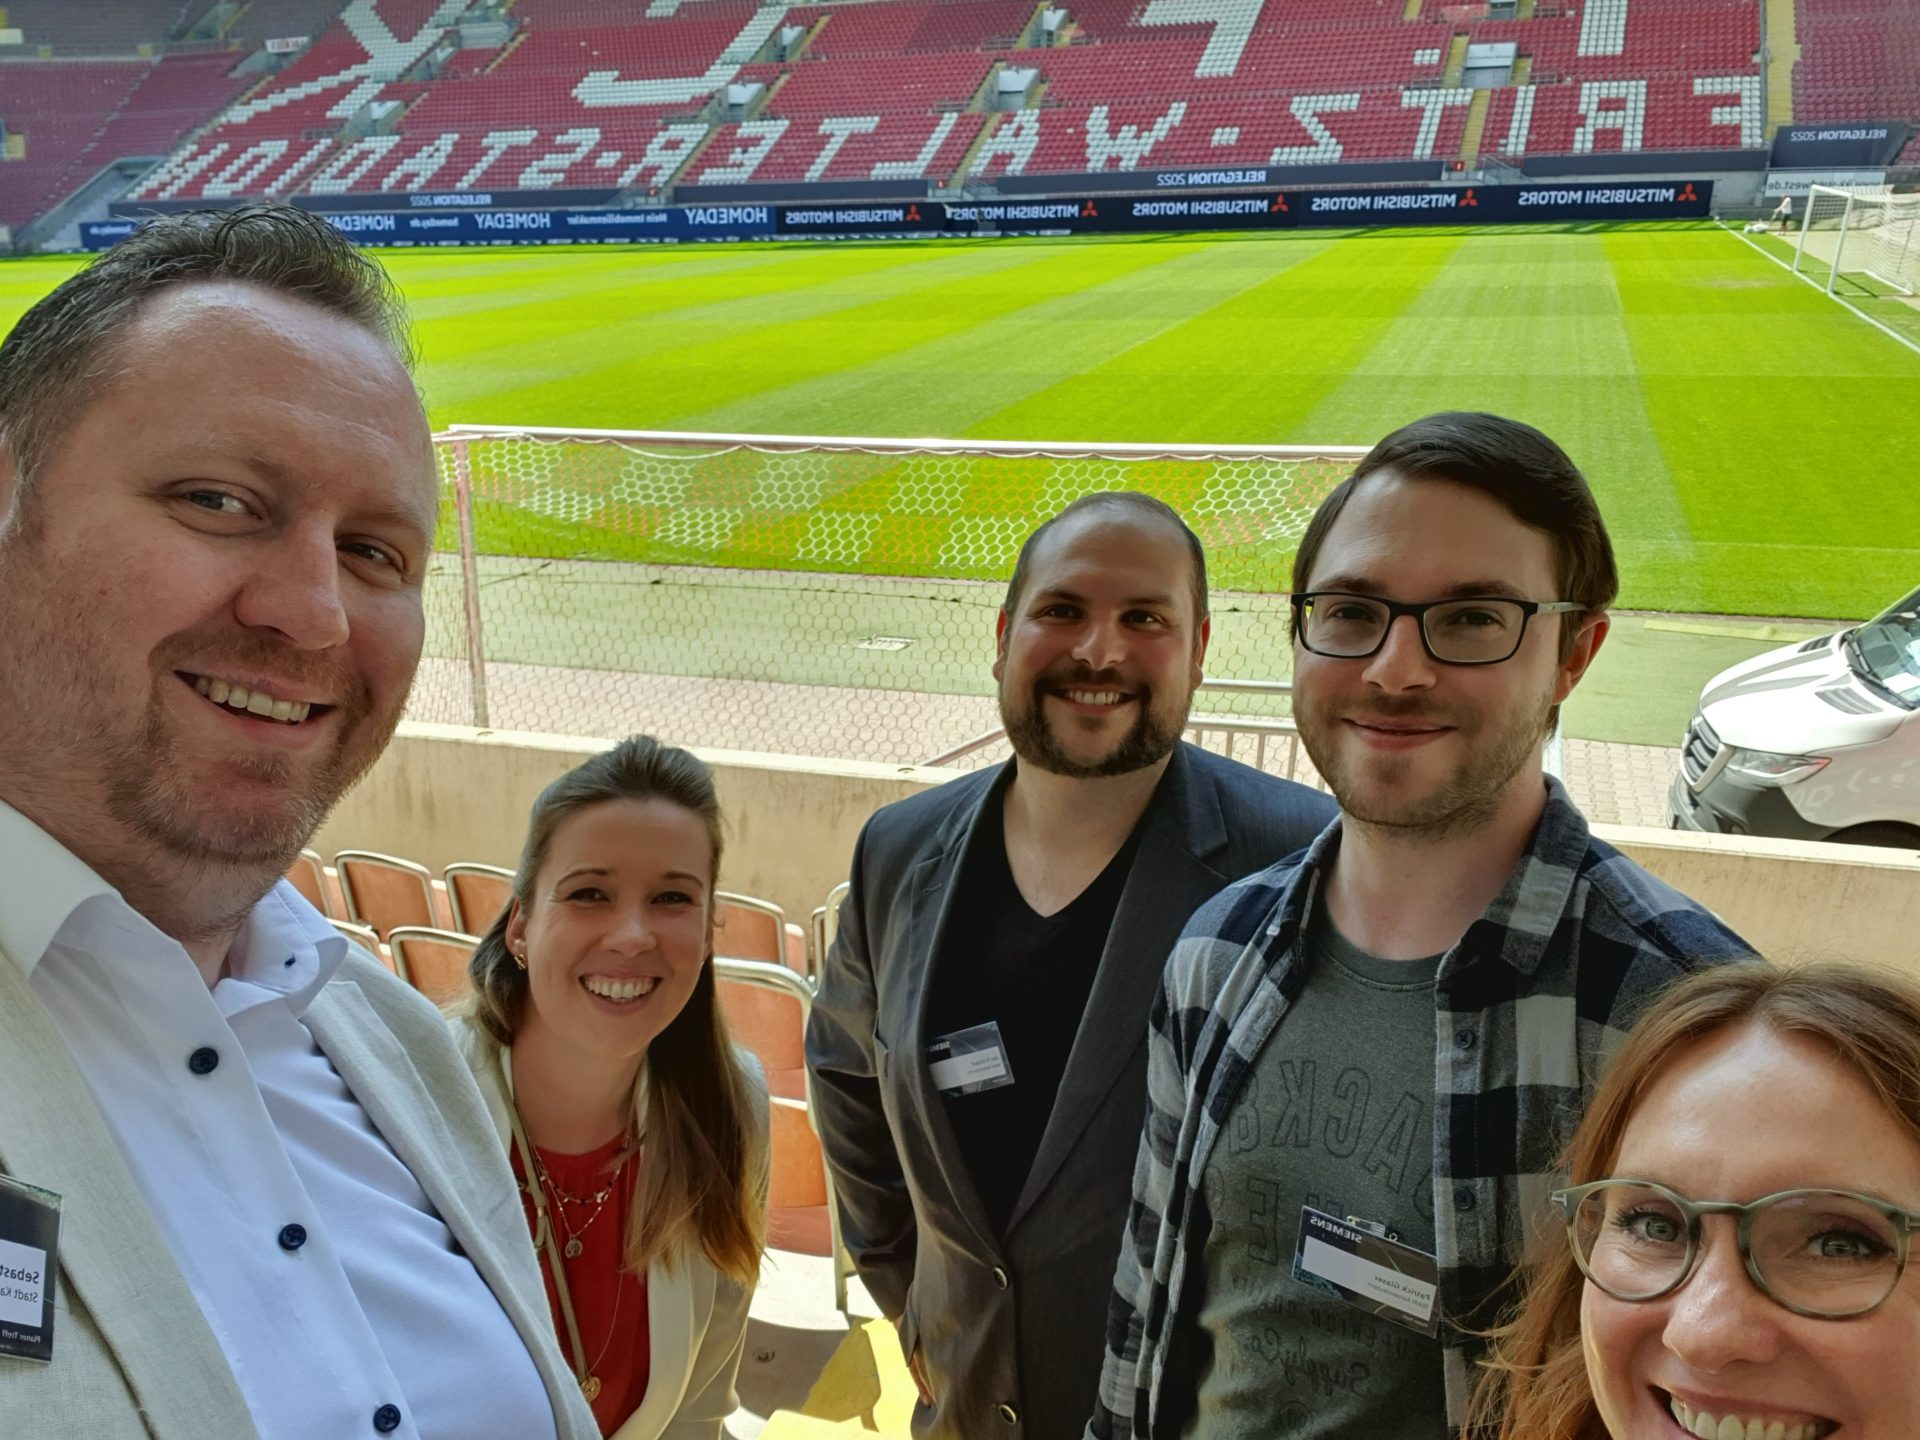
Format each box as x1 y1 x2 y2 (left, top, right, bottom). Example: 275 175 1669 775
82 180 1717 252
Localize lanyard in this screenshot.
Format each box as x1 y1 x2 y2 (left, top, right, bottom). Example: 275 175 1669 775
502 1048 594 1397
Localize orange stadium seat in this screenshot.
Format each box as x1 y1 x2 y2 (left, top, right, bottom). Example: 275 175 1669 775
386 926 481 1008
443 862 515 936
335 850 439 940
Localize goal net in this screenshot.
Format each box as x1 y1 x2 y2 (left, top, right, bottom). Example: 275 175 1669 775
416 426 1362 761
1793 184 1920 296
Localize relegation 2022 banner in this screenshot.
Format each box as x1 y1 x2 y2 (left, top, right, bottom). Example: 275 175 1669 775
1770 122 1912 170
83 181 1714 250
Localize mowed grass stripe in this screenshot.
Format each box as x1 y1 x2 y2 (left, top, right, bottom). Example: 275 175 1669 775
398 245 875 328
416 240 975 407
1293 227 1697 609
1611 227 1920 617
598 240 1212 432
971 229 1457 444
385 240 776 304
423 240 1095 426
408 241 957 381
673 235 1326 438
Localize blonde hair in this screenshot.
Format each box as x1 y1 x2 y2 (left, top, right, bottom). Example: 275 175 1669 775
467 735 764 1285
1469 961 1920 1439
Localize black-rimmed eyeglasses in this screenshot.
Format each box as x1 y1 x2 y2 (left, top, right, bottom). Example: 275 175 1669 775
1555 1178 1920 1319
1290 592 1585 666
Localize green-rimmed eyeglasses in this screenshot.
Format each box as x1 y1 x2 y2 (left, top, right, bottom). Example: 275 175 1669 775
1290 592 1585 666
1554 1178 1920 1319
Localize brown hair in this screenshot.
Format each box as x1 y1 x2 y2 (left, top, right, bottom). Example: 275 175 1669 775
1469 961 1920 1440
1003 490 1209 623
0 204 411 486
467 735 765 1285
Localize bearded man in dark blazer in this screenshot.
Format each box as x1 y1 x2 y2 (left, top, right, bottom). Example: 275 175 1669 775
806 493 1336 1439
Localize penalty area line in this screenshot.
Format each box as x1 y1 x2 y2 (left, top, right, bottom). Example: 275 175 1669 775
1715 220 1920 362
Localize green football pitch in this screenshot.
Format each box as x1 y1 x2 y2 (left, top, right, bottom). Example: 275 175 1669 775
3 219 1920 625
4 221 1917 635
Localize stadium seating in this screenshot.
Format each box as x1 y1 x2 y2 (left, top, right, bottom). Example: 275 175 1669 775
0 0 205 53
443 861 515 934
22 0 1909 231
0 61 151 229
96 0 1776 209
1792 0 1920 130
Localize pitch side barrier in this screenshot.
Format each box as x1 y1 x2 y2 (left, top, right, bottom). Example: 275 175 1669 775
81 180 1714 251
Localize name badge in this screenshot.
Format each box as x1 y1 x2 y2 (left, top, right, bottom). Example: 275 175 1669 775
1291 1205 1439 1337
0 1174 62 1364
927 1021 1015 1096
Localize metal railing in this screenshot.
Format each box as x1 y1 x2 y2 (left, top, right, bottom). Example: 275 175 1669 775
922 679 1566 785
922 678 1324 786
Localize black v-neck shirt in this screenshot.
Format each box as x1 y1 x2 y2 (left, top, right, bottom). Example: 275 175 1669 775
924 788 1149 1240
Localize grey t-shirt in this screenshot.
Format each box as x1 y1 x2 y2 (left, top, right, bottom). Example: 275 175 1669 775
1184 904 1449 1438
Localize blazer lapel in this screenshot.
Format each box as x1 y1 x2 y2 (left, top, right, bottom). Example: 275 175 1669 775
305 980 592 1440
0 949 258 1439
892 770 1005 1261
610 1258 696 1439
1006 748 1228 1233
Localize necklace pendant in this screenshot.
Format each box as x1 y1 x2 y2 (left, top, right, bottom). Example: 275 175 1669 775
564 1237 584 1259
581 1375 601 1403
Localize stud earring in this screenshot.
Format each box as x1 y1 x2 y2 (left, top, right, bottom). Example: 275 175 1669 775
512 943 528 972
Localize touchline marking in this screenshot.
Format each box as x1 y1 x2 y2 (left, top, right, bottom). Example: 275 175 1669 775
1716 219 1920 363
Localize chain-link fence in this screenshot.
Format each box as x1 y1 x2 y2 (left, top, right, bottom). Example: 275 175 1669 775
411 426 1365 767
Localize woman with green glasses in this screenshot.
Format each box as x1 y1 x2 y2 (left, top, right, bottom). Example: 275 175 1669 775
1471 962 1920 1440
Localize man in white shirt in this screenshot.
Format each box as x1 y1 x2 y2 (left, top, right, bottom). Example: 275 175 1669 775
0 206 598 1440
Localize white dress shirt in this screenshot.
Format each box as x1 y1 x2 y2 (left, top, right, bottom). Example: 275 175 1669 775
0 802 557 1440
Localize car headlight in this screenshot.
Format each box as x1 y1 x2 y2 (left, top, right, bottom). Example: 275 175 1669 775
1723 749 1831 786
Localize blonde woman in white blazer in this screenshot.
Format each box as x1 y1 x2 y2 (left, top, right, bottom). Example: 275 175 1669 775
450 736 769 1439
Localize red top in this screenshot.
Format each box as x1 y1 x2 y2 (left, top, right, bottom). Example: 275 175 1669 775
515 1134 651 1437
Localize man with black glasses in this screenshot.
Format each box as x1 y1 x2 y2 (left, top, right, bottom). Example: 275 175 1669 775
1087 412 1754 1440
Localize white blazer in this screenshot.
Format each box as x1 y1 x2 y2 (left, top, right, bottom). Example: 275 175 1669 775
453 1018 768 1440
0 945 599 1440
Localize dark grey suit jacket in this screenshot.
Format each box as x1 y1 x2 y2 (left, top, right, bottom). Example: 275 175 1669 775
805 744 1336 1440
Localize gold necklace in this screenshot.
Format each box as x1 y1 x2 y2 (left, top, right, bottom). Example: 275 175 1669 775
504 1048 637 1406
527 1144 634 1259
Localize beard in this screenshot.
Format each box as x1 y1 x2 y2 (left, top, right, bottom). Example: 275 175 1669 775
1000 663 1190 780
1297 686 1553 841
106 629 403 868
0 551 403 873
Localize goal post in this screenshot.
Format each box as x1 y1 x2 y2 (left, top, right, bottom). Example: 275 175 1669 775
418 425 1366 745
1794 183 1920 297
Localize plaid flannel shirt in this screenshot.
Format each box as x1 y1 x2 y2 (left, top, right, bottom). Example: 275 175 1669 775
1088 778 1755 1439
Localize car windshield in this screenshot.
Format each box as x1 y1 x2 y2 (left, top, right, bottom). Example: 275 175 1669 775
1848 585 1920 708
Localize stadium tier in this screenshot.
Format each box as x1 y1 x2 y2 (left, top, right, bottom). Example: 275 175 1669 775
6 0 1913 231
0 0 210 54
93 0 1772 210
0 53 256 232
1792 0 1920 139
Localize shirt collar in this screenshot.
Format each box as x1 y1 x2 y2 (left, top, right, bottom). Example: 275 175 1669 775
1282 774 1591 978
216 880 348 1019
0 798 346 1008
0 799 121 980
1476 774 1592 976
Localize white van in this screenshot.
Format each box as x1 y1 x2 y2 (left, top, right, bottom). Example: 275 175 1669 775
1668 584 1920 848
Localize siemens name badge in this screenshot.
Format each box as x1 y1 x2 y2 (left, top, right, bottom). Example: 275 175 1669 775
927 1021 1015 1097
1292 1205 1440 1337
0 1174 61 1363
